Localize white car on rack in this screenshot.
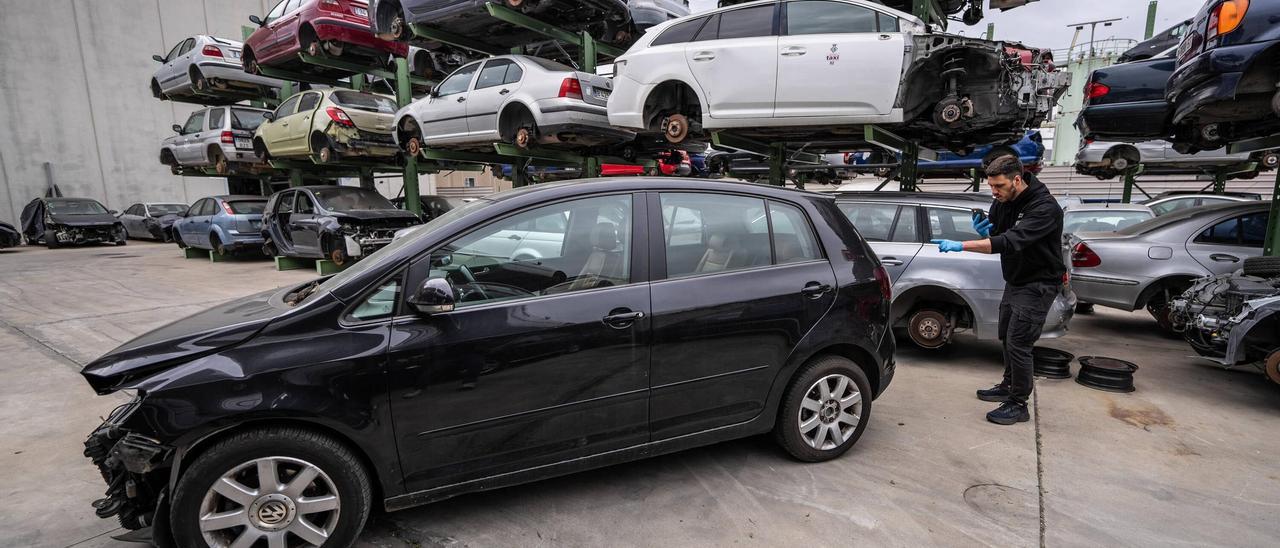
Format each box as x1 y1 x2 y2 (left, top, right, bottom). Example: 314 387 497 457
607 0 1069 151
150 35 286 103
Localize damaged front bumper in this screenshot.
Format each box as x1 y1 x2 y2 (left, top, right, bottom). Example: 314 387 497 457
51 225 120 245
340 225 405 259
1172 273 1280 369
83 396 171 531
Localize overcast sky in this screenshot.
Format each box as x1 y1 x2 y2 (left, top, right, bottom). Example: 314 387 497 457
688 0 1207 52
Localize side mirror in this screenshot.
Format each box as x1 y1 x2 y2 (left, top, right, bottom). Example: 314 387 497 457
262 112 275 122
249 15 264 26
152 54 165 63
172 124 183 134
428 86 440 98
408 278 455 315
110 210 120 216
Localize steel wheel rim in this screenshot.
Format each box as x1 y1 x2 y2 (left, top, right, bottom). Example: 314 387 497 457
198 456 340 548
798 373 862 451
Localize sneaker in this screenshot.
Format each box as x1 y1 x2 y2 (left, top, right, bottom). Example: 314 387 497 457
976 384 1010 402
986 401 1030 425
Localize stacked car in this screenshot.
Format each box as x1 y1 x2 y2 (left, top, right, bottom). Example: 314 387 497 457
20 198 127 249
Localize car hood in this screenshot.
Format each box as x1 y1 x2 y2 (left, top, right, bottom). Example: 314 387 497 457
155 214 181 227
50 213 118 226
333 209 421 222
80 287 285 394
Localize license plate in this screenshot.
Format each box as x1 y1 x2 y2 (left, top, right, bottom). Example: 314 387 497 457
352 6 368 17
235 138 253 149
228 50 241 60
593 88 611 100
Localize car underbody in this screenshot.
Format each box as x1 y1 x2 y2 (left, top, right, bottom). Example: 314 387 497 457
1171 271 1280 383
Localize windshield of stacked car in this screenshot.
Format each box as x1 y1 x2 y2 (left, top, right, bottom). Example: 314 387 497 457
148 204 188 215
1064 210 1154 233
230 108 270 131
226 200 267 214
313 188 396 211
331 91 397 113
46 199 108 215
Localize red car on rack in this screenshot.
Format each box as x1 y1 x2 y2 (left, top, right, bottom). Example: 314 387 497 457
243 0 407 79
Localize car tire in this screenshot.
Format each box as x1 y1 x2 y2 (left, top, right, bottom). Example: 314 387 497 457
1075 302 1094 314
211 233 227 257
115 226 128 246
907 308 951 349
263 240 277 258
169 427 371 548
1243 256 1280 278
325 236 348 266
191 69 208 93
174 231 187 249
774 355 872 462
44 229 60 249
151 79 164 100
211 148 229 175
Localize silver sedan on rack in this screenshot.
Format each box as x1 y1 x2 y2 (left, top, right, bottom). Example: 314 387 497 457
150 35 286 102
393 54 634 154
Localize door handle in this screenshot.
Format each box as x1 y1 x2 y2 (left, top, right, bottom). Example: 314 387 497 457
881 257 904 266
801 282 833 299
499 88 510 95
780 47 806 57
281 122 289 127
692 51 716 61
879 34 892 40
602 310 644 329
457 96 466 102
1209 253 1239 263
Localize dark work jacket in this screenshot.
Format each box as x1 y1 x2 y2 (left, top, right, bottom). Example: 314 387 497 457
988 174 1066 285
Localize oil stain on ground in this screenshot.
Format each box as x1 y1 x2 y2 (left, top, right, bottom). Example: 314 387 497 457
1105 397 1174 430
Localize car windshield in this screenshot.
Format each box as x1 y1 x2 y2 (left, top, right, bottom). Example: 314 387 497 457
148 204 188 215
330 91 398 114
307 199 491 301
1064 210 1154 233
46 199 107 215
230 108 270 131
313 188 396 211
226 200 267 214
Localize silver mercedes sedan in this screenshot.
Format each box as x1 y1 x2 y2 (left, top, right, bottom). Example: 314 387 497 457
1068 201 1270 330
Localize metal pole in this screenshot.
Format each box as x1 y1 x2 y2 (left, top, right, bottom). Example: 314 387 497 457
969 168 982 192
1121 169 1135 203
900 142 920 192
1213 171 1227 194
769 142 786 187
350 73 365 92
395 57 422 216
581 31 597 74
289 169 304 187
584 156 601 178
1145 1 1159 40
280 81 294 100
1264 168 1280 256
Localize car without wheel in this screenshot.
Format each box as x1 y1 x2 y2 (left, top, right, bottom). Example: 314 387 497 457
837 192 1074 348
150 35 288 102
262 186 422 265
1068 200 1270 330
162 106 274 175
1074 139 1278 180
369 0 633 49
117 202 189 242
1171 257 1280 384
608 0 1069 152
1166 0 1280 152
395 55 634 154
81 178 894 547
255 89 401 164
171 196 270 257
0 221 22 249
19 197 126 248
1076 46 1179 144
243 0 408 79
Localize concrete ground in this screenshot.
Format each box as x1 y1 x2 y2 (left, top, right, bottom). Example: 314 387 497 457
1 242 1277 548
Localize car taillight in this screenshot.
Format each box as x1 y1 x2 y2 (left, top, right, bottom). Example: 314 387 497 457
220 131 234 144
201 45 223 58
319 0 342 10
1085 82 1109 100
558 78 583 100
1084 137 1094 145
1208 0 1249 41
221 201 236 215
326 107 355 128
873 265 892 301
1071 242 1101 268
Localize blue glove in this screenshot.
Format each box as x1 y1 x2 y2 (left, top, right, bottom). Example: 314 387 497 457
972 213 993 237
931 239 964 253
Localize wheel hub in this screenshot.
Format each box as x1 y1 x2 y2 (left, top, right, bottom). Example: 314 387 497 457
248 494 296 531
917 318 940 339
406 138 421 156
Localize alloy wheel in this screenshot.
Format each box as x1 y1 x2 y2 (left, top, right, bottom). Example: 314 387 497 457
198 456 340 548
798 374 862 451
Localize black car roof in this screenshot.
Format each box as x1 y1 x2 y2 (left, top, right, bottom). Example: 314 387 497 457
486 177 835 203
833 191 990 203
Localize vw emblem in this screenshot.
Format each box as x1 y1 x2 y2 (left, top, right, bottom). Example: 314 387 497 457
258 501 288 525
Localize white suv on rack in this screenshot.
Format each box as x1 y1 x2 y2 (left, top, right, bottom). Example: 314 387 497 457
607 0 1069 151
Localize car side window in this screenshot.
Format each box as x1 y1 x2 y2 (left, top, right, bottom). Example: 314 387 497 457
348 276 402 322
425 194 633 308
283 0 302 15
692 13 720 41
297 92 321 113
786 1 878 35
837 203 897 242
769 201 821 263
437 63 479 96
892 206 919 243
207 108 224 130
165 40 186 62
652 16 706 46
274 192 294 214
717 4 776 40
926 207 981 241
185 200 203 217
661 193 770 278
178 38 196 56
476 59 515 90
182 111 206 134
275 95 301 119
503 62 523 85
294 193 315 215
878 12 900 32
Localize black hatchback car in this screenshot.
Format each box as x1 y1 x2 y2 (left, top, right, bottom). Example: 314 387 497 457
262 186 421 266
81 178 894 547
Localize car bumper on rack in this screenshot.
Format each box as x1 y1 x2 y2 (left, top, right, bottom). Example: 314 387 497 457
1167 40 1278 126
312 17 408 56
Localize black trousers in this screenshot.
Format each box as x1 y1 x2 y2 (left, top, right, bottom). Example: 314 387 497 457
997 281 1059 405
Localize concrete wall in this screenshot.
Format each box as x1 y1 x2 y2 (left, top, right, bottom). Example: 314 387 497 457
0 0 274 223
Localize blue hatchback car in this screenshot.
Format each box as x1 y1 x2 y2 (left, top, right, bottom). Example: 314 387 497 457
914 130 1044 176
172 195 268 256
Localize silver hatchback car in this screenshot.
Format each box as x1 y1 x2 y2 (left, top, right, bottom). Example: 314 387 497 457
160 106 273 175
394 54 634 154
837 192 1075 349
150 35 286 102
1068 201 1271 329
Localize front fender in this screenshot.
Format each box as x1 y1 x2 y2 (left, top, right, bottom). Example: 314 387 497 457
1224 296 1280 365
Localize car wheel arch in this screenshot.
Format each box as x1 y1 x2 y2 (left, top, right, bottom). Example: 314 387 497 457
1105 143 1141 165
890 284 975 326
374 0 404 31
1135 274 1199 309
498 101 537 141
642 79 706 131
396 114 423 149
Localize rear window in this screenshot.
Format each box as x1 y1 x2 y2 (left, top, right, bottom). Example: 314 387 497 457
226 200 267 214
330 91 397 114
313 187 395 211
230 108 269 131
523 56 576 72
1063 210 1154 233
